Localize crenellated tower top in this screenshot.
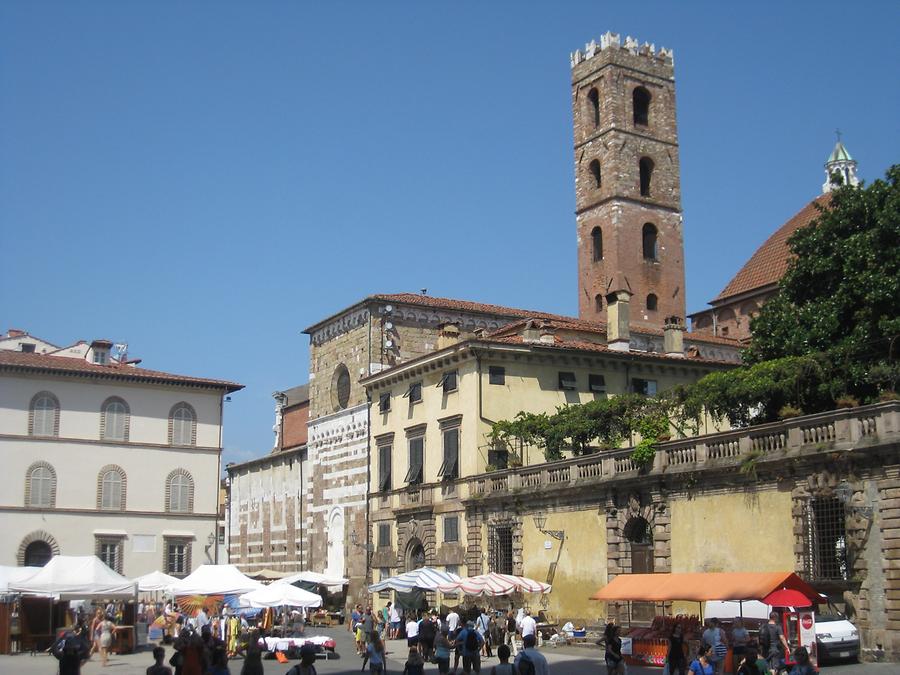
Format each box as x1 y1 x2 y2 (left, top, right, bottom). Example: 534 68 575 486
570 31 674 69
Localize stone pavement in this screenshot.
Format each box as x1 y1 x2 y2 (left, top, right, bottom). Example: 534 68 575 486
0 627 892 675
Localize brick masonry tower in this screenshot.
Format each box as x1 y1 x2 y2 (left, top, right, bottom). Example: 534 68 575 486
571 32 686 329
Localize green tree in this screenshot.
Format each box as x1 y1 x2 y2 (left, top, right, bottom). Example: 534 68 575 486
745 165 900 400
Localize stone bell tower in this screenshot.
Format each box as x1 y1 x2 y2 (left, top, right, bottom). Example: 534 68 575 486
571 32 686 329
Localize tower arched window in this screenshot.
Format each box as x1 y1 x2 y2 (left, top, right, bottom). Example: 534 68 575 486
98 465 126 510
595 294 604 312
639 157 654 197
591 227 603 262
101 397 129 441
166 469 194 513
29 392 60 437
25 462 56 508
646 293 658 311
169 403 197 446
642 223 658 261
589 159 602 189
633 86 651 126
587 87 600 127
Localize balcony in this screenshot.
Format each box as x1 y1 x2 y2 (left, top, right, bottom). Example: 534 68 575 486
466 401 899 498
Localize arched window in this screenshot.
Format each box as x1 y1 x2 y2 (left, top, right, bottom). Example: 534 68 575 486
166 469 194 513
595 294 604 312
589 159 602 189
633 86 651 126
642 223 658 260
646 293 658 311
639 157 654 196
591 226 603 262
29 392 59 437
24 541 53 567
25 462 56 508
169 403 197 446
101 397 129 441
98 465 126 510
587 87 600 127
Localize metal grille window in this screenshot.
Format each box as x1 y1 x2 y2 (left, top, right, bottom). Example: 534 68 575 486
489 525 514 574
378 444 392 492
488 446 509 470
558 372 577 391
489 367 505 385
803 497 849 581
444 516 459 543
405 436 424 484
439 428 459 480
439 371 458 393
379 393 391 413
378 523 391 548
589 374 607 395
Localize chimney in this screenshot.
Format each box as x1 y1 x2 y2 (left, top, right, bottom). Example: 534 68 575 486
90 339 113 365
522 319 541 343
664 316 685 357
605 289 632 351
7 328 25 338
539 325 556 344
437 322 461 350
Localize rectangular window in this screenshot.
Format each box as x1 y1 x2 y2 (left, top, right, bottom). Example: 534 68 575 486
21 343 35 353
589 374 607 395
489 366 505 385
404 382 422 403
444 515 459 543
378 392 391 413
439 427 459 480
632 378 658 396
378 444 392 492
803 497 849 581
96 537 123 574
405 436 424 484
165 538 191 577
488 446 509 470
439 371 458 393
378 568 391 598
558 371 577 390
378 523 391 549
489 525 514 575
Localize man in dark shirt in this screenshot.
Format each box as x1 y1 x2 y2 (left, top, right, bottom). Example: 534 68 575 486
363 607 376 643
761 612 790 673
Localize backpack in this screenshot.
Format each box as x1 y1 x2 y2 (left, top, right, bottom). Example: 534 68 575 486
465 629 479 652
758 624 772 654
518 654 535 675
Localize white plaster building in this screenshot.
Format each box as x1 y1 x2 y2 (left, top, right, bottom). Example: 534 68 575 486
0 329 242 577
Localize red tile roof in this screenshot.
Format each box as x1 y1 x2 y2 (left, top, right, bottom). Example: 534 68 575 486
714 195 830 302
370 293 574 322
0 350 243 392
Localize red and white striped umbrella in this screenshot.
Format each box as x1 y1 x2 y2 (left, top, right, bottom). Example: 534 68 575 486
437 572 551 596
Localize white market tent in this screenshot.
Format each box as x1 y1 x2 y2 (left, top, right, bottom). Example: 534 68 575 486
275 571 349 589
9 555 136 600
368 567 461 593
134 570 180 593
0 566 41 593
239 584 323 609
167 564 263 596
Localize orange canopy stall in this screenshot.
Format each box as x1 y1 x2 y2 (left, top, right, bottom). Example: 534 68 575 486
590 571 820 604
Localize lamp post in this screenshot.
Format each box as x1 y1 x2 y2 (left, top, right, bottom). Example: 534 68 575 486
533 511 565 541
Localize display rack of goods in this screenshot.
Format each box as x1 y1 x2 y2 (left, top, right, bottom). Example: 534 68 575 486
624 615 701 667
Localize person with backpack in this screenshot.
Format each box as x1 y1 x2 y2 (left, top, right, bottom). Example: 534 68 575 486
758 612 789 674
456 620 485 674
435 627 453 675
53 625 90 675
419 613 437 661
476 609 492 658
514 634 548 675
702 618 728 675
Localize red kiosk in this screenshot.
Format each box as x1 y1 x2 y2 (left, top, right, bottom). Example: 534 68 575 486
591 571 822 670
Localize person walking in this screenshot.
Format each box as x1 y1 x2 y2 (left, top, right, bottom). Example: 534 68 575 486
446 608 460 635
702 619 728 675
435 627 453 675
240 629 264 675
53 624 90 675
759 612 789 675
668 622 687 675
389 603 402 640
603 623 624 675
457 620 484 675
98 614 117 667
476 609 492 658
731 619 750 674
514 635 548 675
367 634 387 675
504 611 519 657
518 611 537 645
403 645 426 675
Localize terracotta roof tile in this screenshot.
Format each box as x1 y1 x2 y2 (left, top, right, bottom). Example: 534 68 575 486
714 195 830 302
0 350 243 392
370 293 574 322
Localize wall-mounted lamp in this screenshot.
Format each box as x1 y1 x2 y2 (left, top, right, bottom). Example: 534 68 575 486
533 511 565 541
834 480 874 519
349 531 374 552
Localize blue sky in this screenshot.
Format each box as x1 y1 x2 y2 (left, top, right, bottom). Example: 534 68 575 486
2 1 898 465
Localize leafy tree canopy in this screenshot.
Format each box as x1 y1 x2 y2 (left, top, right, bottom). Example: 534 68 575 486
745 165 900 399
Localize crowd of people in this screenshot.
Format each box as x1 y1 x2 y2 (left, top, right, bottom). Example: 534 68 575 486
348 603 548 675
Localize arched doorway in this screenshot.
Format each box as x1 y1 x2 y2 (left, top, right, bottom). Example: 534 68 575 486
24 540 53 567
624 516 654 622
406 538 425 572
326 508 345 578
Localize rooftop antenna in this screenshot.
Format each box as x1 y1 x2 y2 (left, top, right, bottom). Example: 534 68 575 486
835 128 842 142
420 288 427 295
113 343 128 362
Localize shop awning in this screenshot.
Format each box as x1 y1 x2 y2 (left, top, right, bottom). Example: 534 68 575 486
590 571 820 604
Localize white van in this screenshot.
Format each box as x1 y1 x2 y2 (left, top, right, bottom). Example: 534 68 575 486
704 600 859 663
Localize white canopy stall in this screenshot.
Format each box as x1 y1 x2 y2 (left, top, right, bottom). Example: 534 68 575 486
239 584 323 609
0 566 41 594
167 564 263 596
10 556 136 600
134 570 180 593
